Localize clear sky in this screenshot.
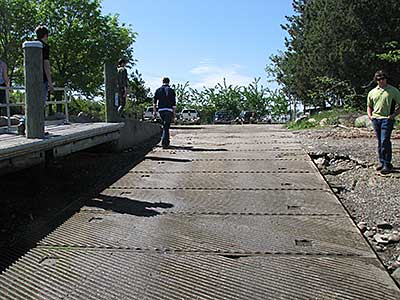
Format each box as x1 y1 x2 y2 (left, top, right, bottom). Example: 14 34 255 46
101 0 293 92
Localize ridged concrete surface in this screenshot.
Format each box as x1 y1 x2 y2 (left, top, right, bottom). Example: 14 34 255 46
1 125 399 300
82 189 347 215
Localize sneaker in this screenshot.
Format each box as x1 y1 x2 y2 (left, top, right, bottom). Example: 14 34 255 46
380 167 392 175
375 165 384 171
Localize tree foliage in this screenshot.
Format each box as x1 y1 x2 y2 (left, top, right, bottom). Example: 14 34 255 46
0 0 38 83
0 0 136 96
268 0 400 110
171 78 287 123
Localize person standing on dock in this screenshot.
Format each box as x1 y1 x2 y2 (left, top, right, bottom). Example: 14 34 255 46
154 77 176 148
367 70 400 175
0 59 10 116
117 59 129 115
35 25 54 105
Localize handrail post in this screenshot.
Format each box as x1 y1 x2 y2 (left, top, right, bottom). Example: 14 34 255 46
23 41 45 138
104 62 119 123
64 86 70 124
5 87 11 131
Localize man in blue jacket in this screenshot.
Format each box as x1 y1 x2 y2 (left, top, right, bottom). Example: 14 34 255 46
154 77 176 148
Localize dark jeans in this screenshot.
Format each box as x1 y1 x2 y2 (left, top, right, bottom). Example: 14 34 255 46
117 89 126 114
159 110 173 147
372 118 394 168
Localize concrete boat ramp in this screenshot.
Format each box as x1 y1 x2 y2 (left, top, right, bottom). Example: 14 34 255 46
0 125 399 299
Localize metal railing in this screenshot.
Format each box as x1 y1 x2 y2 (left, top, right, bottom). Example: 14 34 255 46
0 86 72 133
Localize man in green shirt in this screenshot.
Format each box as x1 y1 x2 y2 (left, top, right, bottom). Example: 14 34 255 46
367 70 400 174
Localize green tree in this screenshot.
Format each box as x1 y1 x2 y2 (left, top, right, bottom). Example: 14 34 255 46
36 0 136 95
0 0 38 84
172 81 192 111
242 77 270 115
129 69 151 104
268 89 289 120
377 42 400 64
268 0 400 110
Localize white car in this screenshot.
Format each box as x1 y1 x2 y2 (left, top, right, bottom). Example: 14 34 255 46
142 106 160 121
178 109 200 125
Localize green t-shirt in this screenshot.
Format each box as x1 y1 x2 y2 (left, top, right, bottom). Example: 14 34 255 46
367 84 400 119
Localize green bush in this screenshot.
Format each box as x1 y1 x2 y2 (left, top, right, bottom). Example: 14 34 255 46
287 108 362 130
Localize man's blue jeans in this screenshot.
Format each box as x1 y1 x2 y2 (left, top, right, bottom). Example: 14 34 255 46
159 110 173 147
372 118 394 168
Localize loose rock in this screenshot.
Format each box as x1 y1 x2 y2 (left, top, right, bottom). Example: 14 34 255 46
319 118 328 126
377 221 393 230
357 222 368 233
354 115 373 129
364 230 376 238
374 233 390 245
315 158 327 167
389 232 400 243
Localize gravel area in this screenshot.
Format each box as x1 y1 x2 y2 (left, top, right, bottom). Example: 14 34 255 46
296 126 400 273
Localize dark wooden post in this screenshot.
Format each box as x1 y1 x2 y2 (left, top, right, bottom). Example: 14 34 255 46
104 62 119 123
23 41 45 139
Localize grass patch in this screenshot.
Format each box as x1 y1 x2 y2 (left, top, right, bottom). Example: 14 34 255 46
287 107 363 130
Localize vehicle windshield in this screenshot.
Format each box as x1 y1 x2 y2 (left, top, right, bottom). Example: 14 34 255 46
183 110 197 114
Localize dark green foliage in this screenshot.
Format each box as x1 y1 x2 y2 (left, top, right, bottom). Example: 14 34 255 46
129 69 151 104
268 0 400 111
171 79 288 123
69 97 105 121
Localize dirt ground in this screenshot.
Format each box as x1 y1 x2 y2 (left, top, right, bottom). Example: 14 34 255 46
296 125 400 273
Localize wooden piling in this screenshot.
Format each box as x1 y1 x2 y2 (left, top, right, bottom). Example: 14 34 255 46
23 41 45 139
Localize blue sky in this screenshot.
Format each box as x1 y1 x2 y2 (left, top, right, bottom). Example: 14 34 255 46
101 0 293 92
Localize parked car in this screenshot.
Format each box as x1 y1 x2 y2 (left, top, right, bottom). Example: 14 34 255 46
259 114 272 124
142 106 160 121
213 111 233 124
177 109 201 125
234 111 257 124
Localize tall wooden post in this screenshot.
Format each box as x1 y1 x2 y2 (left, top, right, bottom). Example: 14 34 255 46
23 41 45 138
104 62 119 123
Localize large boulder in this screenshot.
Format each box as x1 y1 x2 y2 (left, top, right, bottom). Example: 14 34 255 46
308 118 317 124
0 115 22 127
0 116 7 127
319 118 328 126
355 115 373 128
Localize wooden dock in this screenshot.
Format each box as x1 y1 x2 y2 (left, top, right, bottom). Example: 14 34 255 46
0 122 123 175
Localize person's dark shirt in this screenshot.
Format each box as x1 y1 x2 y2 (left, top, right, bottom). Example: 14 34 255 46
117 67 128 90
37 39 50 82
154 84 176 110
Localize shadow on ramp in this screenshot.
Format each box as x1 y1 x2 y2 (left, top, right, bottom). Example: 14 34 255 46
160 145 228 152
145 156 192 163
86 194 173 217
